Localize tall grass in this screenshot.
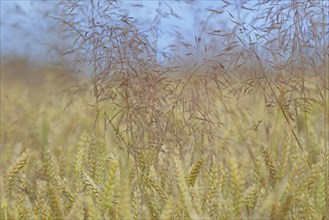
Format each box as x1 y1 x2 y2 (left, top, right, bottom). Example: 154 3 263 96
1 0 328 219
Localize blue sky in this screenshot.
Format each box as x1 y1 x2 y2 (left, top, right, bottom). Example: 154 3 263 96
2 0 251 64
1 1 327 67
1 0 217 63
1 0 59 62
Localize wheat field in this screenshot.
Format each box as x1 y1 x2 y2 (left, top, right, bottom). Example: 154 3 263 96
1 0 329 219
1 61 328 219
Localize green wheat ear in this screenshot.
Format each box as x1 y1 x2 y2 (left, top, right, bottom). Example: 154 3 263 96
103 155 120 216
131 186 142 220
229 157 244 218
74 131 90 179
173 156 191 219
261 146 277 188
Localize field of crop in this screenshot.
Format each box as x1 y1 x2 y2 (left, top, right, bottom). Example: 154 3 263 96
1 0 329 219
1 60 328 219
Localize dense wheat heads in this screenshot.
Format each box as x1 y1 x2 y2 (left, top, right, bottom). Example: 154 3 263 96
2 118 328 219
1 65 328 219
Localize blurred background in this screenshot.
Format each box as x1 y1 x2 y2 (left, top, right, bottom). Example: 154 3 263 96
1 0 328 75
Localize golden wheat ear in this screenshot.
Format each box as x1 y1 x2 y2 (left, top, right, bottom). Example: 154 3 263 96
7 149 30 194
